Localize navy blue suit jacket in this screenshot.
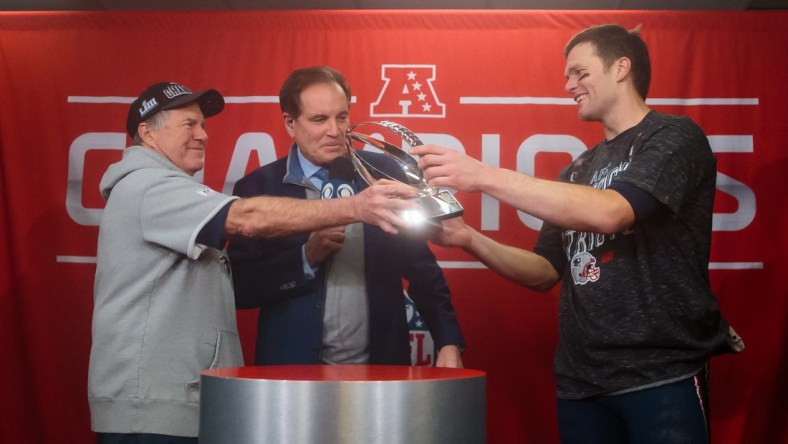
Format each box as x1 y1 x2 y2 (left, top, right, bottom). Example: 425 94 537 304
228 146 465 365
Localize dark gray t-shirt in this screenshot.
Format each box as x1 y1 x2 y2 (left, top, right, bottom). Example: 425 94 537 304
534 111 729 399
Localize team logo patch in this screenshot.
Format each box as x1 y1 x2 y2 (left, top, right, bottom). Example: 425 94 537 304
196 187 215 197
570 251 600 285
371 64 446 118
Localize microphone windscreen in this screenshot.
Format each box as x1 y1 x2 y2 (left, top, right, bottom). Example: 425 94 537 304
322 156 357 199
328 156 356 182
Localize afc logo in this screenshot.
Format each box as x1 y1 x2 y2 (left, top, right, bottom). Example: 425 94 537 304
371 64 446 118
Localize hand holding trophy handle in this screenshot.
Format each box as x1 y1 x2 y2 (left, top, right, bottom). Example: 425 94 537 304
345 121 464 224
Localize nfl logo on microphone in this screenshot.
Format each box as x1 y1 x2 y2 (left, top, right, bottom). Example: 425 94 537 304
405 292 435 366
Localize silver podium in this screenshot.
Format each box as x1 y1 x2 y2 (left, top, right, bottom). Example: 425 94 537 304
199 365 486 444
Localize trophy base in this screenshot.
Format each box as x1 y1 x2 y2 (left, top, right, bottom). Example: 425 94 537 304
411 189 464 222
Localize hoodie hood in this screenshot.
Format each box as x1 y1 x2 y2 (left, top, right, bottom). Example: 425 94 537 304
100 146 191 200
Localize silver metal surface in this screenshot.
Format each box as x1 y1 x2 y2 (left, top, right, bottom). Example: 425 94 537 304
345 121 464 222
199 367 486 444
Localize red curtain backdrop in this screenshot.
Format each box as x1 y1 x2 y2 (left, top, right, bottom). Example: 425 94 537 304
1 10 786 443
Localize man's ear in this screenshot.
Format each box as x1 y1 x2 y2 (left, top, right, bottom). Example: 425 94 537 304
616 57 632 82
138 122 152 144
283 113 295 134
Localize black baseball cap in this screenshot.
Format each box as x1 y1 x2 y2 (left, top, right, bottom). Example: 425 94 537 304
126 81 225 137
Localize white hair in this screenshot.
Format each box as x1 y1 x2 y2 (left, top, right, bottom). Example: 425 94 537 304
132 109 171 145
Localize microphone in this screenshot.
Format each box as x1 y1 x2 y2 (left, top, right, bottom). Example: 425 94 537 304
320 156 357 199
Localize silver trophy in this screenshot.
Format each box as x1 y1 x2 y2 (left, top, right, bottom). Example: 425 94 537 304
345 121 463 224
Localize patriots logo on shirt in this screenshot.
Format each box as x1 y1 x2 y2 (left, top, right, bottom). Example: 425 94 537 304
196 188 215 196
570 251 600 285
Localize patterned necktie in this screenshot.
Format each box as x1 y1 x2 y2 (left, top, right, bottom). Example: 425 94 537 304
314 167 329 184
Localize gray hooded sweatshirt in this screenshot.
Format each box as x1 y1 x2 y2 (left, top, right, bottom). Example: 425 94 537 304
88 146 243 437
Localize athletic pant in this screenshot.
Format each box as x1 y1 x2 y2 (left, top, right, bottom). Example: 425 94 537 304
557 366 710 444
96 433 197 444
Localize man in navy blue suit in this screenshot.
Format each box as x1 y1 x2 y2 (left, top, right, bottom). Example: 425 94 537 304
228 66 465 367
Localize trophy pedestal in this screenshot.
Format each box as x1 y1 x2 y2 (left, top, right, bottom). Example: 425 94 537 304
199 365 486 444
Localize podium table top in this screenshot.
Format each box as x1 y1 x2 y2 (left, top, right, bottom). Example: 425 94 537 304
200 365 487 443
202 365 486 382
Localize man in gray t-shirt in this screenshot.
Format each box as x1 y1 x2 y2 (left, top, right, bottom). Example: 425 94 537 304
411 25 742 443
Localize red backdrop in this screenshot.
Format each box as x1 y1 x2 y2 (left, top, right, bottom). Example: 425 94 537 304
1 10 786 443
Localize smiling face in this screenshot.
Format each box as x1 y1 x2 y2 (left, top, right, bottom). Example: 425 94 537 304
285 82 350 167
140 102 208 176
564 42 620 124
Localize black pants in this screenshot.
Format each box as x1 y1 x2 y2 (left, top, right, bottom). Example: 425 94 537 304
557 366 710 444
97 433 197 444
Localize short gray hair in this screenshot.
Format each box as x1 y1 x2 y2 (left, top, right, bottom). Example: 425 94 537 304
132 109 170 145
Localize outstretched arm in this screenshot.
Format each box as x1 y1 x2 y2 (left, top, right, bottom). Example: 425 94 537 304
431 217 560 292
225 179 418 238
411 145 634 235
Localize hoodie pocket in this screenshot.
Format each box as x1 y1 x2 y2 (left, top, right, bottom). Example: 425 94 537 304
208 329 243 369
185 329 243 402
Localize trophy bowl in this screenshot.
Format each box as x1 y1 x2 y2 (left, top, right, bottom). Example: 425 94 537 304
345 121 463 224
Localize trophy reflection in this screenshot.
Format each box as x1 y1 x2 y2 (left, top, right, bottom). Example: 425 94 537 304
345 121 464 225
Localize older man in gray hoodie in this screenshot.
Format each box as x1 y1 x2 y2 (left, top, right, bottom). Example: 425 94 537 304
88 81 416 444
